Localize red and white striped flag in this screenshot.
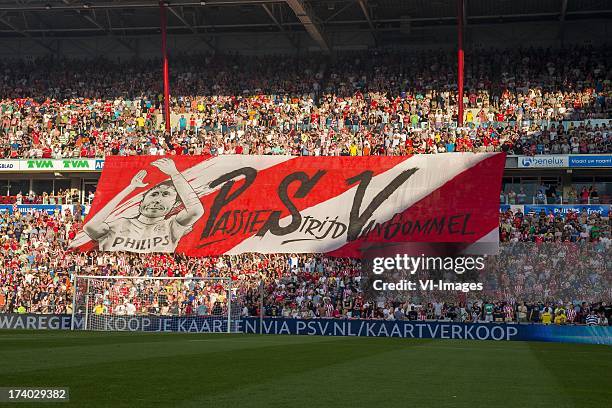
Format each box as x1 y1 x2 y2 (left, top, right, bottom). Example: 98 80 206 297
71 153 505 257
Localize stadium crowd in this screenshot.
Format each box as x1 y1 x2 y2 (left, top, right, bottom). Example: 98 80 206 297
1 46 610 159
0 205 609 325
0 45 610 326
498 207 609 242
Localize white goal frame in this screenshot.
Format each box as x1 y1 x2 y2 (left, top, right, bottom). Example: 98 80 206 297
71 275 235 333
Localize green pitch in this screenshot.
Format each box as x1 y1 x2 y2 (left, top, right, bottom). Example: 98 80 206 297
0 331 610 408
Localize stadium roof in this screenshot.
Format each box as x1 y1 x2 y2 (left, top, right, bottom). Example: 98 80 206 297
0 0 610 52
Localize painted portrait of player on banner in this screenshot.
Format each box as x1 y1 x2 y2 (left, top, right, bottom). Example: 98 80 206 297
83 158 205 253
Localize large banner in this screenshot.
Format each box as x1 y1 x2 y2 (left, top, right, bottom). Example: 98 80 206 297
70 154 505 256
1 315 610 345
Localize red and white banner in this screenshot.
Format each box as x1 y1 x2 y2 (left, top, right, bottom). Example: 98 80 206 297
71 153 505 257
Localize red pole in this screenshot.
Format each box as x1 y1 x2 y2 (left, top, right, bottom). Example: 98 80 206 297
457 0 464 127
160 1 171 132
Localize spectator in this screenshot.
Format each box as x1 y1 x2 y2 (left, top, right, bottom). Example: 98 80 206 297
586 311 600 326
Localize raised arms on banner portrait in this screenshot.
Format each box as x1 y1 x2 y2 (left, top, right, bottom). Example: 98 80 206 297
83 158 204 253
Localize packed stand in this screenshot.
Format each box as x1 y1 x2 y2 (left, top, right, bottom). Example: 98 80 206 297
1 46 610 159
498 207 610 242
0 205 609 325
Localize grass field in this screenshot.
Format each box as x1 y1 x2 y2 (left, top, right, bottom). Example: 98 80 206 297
0 331 610 408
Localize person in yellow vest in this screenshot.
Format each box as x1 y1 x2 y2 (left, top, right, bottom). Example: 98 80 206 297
16 304 27 314
554 310 567 325
466 110 474 124
554 305 566 316
541 308 552 325
93 303 105 315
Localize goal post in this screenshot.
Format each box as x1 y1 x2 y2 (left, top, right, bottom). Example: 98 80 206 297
71 275 240 333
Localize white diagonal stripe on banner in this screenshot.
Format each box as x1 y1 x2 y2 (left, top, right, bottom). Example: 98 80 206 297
226 153 497 254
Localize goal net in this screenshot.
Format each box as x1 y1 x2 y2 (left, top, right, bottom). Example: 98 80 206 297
71 275 240 333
